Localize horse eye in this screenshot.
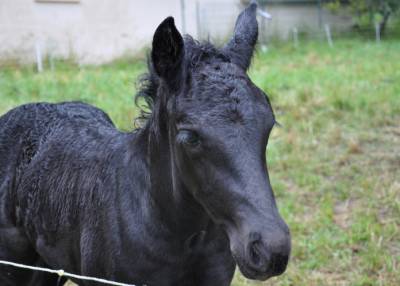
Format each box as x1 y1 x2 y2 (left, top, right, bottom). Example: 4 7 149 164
177 130 201 147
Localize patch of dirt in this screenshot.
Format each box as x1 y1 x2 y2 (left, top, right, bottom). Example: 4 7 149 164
333 198 362 229
310 270 348 286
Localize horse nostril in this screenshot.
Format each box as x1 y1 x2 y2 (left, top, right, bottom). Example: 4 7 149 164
250 241 261 265
248 239 270 271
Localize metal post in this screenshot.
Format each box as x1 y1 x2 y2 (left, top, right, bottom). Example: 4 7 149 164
375 22 381 44
48 41 56 72
260 10 266 45
293 27 299 48
195 1 201 39
257 8 272 46
180 0 186 34
35 42 43 73
324 24 333 47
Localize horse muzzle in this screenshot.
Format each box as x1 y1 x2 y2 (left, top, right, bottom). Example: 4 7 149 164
229 226 291 281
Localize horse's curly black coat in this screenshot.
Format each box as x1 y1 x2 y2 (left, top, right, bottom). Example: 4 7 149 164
0 3 290 286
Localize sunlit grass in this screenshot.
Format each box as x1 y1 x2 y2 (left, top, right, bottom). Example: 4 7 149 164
1 39 399 285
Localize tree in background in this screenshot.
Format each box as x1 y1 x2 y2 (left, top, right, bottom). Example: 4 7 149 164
327 0 400 35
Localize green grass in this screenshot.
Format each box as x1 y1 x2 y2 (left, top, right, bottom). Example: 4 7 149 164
1 39 399 285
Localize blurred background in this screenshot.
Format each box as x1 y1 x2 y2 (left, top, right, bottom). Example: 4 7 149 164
1 0 399 65
0 0 399 285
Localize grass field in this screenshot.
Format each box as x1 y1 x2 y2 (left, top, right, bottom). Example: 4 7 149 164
1 39 399 286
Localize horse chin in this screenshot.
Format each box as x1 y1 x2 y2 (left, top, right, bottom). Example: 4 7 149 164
232 253 273 281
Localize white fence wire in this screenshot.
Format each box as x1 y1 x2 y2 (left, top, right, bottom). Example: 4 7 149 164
0 260 138 286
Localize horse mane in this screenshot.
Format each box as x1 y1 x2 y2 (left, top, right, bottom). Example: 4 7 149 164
135 36 230 128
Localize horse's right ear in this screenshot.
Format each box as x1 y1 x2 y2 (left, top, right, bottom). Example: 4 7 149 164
151 17 184 82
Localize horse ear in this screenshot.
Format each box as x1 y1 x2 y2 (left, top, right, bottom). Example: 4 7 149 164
151 17 184 82
223 1 258 70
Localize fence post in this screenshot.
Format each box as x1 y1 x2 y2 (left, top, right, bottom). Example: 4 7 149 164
260 10 266 45
257 8 272 47
375 22 381 44
180 0 186 34
35 42 43 73
48 41 56 72
293 27 299 48
195 1 201 40
324 24 333 48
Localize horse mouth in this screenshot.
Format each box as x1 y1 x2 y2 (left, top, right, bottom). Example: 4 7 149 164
232 253 273 281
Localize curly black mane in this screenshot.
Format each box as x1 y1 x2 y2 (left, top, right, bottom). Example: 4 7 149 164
135 36 230 126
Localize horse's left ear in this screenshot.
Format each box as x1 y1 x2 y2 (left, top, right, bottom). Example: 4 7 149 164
223 1 258 70
151 17 184 83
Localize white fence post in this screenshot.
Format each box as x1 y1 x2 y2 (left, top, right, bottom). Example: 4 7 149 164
324 24 333 48
180 0 186 34
293 27 299 48
375 22 381 44
35 42 43 73
195 1 201 39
